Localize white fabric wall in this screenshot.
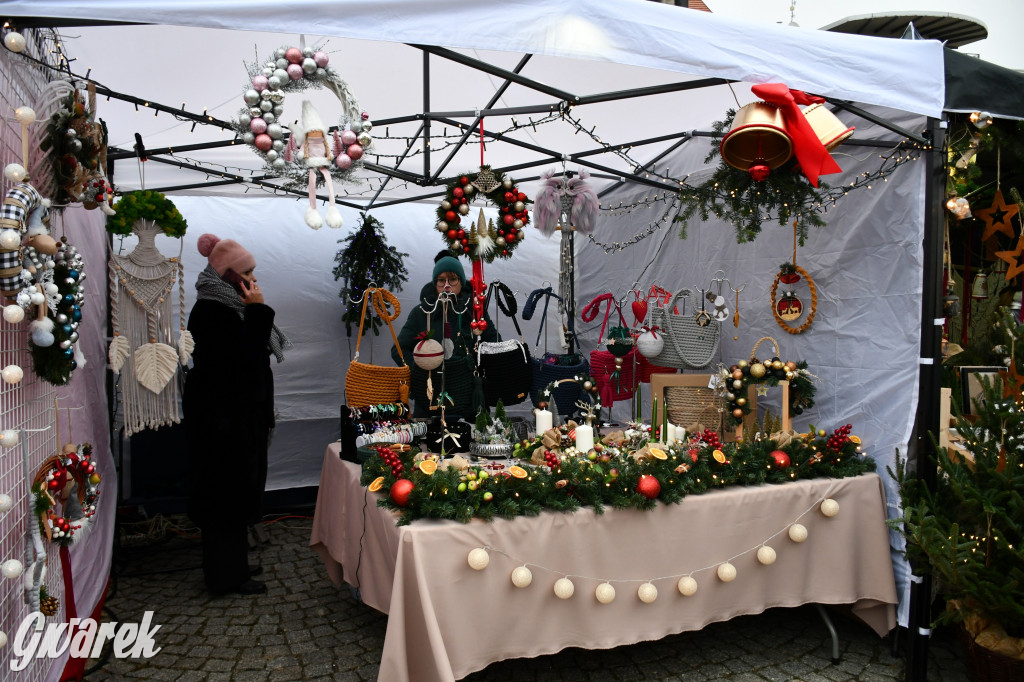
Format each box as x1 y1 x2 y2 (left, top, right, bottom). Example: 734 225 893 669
576 108 925 626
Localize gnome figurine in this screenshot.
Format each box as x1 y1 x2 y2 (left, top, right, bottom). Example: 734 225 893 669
293 100 343 230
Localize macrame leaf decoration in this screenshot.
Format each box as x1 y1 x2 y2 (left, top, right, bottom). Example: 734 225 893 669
134 342 178 394
177 329 194 365
108 335 130 373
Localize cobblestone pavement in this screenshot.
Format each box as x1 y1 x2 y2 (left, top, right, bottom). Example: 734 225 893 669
85 516 969 682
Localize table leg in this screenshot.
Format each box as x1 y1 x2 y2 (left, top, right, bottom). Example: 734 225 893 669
815 603 841 663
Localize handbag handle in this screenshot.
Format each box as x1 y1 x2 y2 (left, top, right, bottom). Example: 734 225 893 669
484 281 524 340
523 286 580 352
355 287 406 366
581 292 628 344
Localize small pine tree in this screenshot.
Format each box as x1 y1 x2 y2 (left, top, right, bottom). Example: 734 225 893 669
890 307 1024 639
332 212 409 336
494 399 507 424
475 406 491 435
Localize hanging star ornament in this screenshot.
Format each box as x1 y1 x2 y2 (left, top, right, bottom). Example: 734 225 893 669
996 236 1024 282
999 362 1024 403
978 189 1019 241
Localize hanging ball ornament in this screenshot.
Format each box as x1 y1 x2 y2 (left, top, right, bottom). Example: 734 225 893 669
14 107 36 125
0 559 23 580
302 57 317 74
788 523 808 543
820 498 840 517
677 575 698 596
749 363 767 379
717 562 737 582
756 545 777 565
357 131 372 147
637 582 658 604
595 582 616 604
0 493 11 513
335 154 352 170
254 134 273 152
285 46 303 63
347 144 364 161
0 230 21 250
3 164 27 183
0 430 17 448
1 365 23 385
413 338 444 371
3 32 27 53
467 547 490 571
503 177 514 190
313 50 329 68
510 565 533 588
2 305 24 324
553 577 575 600
769 450 791 468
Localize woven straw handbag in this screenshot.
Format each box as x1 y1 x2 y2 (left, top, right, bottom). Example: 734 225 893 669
344 288 410 408
476 281 533 406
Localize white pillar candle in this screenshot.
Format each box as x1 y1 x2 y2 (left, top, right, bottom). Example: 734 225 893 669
535 409 553 436
666 421 675 443
575 424 595 452
675 425 687 442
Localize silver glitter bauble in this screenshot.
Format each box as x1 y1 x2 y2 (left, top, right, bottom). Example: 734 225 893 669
56 314 68 324
275 57 288 69
242 132 255 145
238 114 252 128
64 278 75 286
249 107 262 118
302 58 317 74
315 68 327 79
268 76 283 90
59 340 72 350
357 132 372 147
266 150 279 161
262 113 276 124
261 67 274 78
275 48 287 59
272 105 285 116
513 219 524 229
361 120 373 133
513 201 525 212
68 139 82 153
458 204 470 215
243 89 261 106
267 124 284 139
271 158 286 171
269 91 285 104
273 67 289 81
271 139 285 151
260 100 273 112
441 200 452 211
260 89 273 100
502 178 513 190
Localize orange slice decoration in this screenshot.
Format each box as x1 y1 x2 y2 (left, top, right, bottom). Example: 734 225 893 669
649 447 668 460
368 476 385 492
712 449 727 464
509 465 528 479
418 460 438 475
849 435 861 444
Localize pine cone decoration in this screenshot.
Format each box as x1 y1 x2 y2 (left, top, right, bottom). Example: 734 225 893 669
39 588 59 617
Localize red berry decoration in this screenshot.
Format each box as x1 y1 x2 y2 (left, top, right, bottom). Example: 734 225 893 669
390 478 415 507
636 474 661 500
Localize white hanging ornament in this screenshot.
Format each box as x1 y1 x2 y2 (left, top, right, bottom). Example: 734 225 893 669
595 582 616 604
1 559 23 579
2 305 24 324
467 547 490 571
510 566 533 588
553 577 575 599
3 164 26 183
0 630 6 648
13 107 36 126
0 493 11 512
0 230 21 251
636 329 665 358
637 581 658 603
0 431 18 448
677 575 698 596
413 337 444 371
717 562 737 582
756 545 777 565
789 523 808 543
820 498 839 517
3 31 26 53
1 365 23 384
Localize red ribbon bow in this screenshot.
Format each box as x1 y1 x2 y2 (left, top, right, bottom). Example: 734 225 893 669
750 83 842 188
639 325 661 339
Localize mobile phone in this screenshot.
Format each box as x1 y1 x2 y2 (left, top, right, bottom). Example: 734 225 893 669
224 269 246 294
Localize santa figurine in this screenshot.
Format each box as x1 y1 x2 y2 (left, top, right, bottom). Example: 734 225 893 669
293 100 343 229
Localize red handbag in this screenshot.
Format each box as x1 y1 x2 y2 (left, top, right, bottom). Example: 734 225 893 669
582 293 637 407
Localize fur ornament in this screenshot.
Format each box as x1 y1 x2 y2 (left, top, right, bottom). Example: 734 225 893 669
532 169 599 236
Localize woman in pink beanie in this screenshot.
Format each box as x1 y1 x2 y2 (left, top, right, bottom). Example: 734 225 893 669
183 233 288 596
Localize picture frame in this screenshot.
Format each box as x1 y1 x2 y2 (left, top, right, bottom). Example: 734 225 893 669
958 365 1004 415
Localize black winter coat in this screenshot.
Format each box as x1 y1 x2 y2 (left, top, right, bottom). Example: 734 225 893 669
183 299 276 526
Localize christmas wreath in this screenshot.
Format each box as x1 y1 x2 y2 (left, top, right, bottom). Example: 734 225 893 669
31 443 100 546
106 190 187 238
435 166 530 262
717 338 816 427
770 261 817 334
236 44 369 190
40 87 112 210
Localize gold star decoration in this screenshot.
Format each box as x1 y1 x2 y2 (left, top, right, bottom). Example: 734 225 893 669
995 236 1024 282
977 189 1019 241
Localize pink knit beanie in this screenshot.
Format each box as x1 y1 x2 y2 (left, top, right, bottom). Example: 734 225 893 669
197 233 255 276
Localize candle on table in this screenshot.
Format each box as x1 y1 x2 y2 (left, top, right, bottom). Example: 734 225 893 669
676 425 687 442
575 424 595 452
535 408 553 436
666 421 675 444
652 396 658 437
662 401 669 441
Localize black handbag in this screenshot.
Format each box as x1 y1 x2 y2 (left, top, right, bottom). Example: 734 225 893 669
523 287 590 416
476 281 533 406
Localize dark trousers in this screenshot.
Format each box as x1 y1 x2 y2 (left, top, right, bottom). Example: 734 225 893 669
200 521 249 593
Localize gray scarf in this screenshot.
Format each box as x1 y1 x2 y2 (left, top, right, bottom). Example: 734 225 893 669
195 265 289 363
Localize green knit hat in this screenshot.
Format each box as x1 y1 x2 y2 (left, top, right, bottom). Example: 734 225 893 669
432 256 466 286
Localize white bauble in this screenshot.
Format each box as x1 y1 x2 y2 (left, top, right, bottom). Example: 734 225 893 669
595 582 615 604
3 164 26 183
3 31 26 53
0 630 6 648
677 576 698 596
717 562 737 582
553 577 575 599
467 548 490 571
637 582 658 603
0 229 21 250
789 523 808 543
14 107 36 125
756 545 777 565
413 338 444 371
636 330 664 358
1 365 23 384
0 431 17 448
1 559 23 579
820 498 839 517
2 305 24 324
0 493 11 512
510 566 533 588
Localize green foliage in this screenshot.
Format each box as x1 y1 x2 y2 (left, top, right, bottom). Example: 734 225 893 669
494 399 507 423
361 425 873 526
889 307 1024 635
106 190 188 237
332 213 409 337
475 406 491 434
674 110 827 244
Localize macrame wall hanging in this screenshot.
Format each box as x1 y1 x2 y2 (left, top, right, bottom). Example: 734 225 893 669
107 209 192 436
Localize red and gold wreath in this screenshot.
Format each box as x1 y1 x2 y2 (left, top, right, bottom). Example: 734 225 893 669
435 166 530 263
32 443 100 546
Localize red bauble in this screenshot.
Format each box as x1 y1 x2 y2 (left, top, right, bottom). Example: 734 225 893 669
457 229 466 238
446 229 458 240
445 210 457 222
460 238 469 245
460 176 470 185
390 478 415 507
504 191 514 202
748 164 771 182
477 320 487 331
463 246 470 253
503 214 514 225
453 187 464 199
517 192 526 202
770 450 791 468
636 474 661 499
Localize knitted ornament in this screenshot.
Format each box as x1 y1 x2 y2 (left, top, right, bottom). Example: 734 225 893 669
636 327 664 358
413 336 444 371
197 233 255 276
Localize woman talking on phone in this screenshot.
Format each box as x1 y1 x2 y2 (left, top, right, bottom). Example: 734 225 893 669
183 233 289 596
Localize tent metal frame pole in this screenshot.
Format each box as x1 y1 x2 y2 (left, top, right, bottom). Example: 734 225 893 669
422 50 430 188
906 115 945 682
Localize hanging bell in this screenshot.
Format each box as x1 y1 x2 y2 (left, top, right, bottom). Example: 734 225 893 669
801 103 855 151
970 273 989 300
720 102 793 179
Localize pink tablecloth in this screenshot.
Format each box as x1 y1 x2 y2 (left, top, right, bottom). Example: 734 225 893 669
310 443 897 682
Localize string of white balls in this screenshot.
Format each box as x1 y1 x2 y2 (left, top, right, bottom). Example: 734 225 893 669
466 483 840 604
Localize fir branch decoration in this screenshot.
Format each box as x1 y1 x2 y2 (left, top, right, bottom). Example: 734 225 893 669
332 212 409 336
106 190 188 238
674 109 827 244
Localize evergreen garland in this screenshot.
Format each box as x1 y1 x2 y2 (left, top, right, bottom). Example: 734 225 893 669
361 424 873 525
332 212 409 336
674 110 828 244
